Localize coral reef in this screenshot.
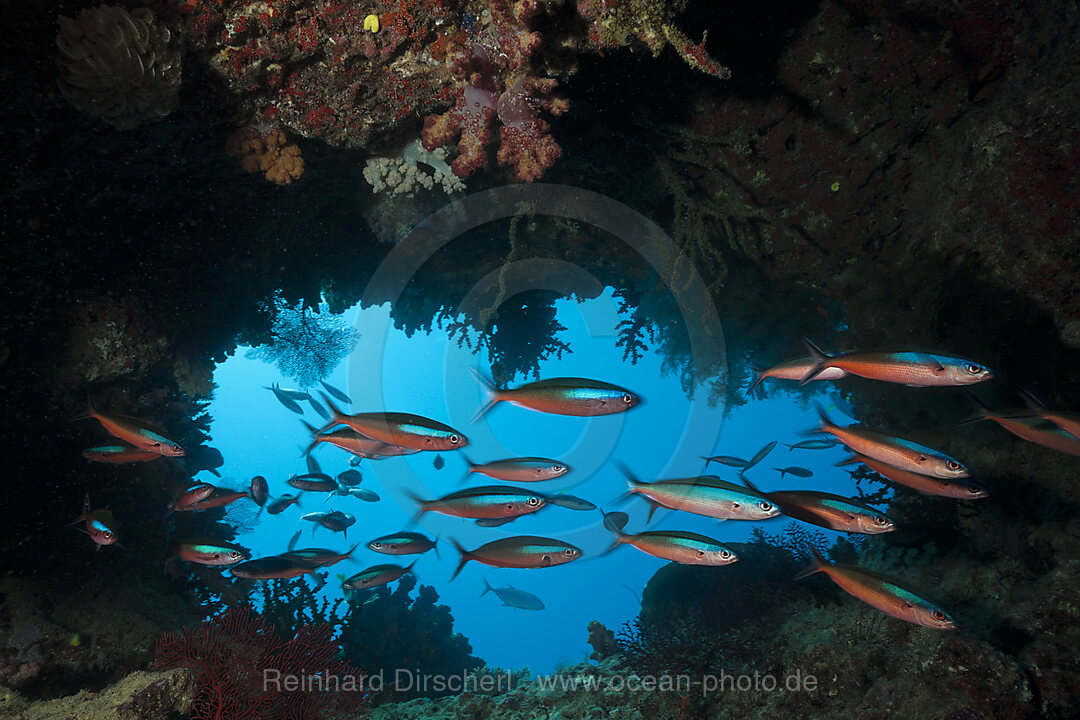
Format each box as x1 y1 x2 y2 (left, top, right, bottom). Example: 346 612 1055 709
226 126 305 185
56 6 181 129
151 604 369 719
363 139 465 197
586 621 618 662
339 575 483 703
4 668 194 720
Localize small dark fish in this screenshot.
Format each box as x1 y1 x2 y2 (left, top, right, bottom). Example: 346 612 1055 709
67 494 119 549
337 469 364 486
319 511 356 537
231 555 314 580
183 445 224 476
796 546 955 629
266 384 305 414
342 561 416 590
368 532 438 557
433 454 445 470
472 372 641 421
172 539 249 566
306 455 322 475
287 529 302 551
785 439 839 451
545 494 596 511
742 441 777 472
773 466 813 479
280 544 358 569
450 536 582 580
250 476 269 507
82 444 160 464
347 488 380 502
320 379 352 404
480 579 545 610
700 455 749 469
600 510 630 532
307 396 330 420
287 473 337 493
267 494 301 515
348 456 362 467
475 517 518 527
168 483 216 514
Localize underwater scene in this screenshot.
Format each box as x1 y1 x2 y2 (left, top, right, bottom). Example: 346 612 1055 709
3 0 1080 718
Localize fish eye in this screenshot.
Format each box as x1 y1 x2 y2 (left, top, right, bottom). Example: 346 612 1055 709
527 497 541 506
230 551 241 559
874 516 889 526
966 486 981 494
553 465 563 473
621 394 633 404
103 532 113 539
450 434 460 444
172 444 182 452
966 364 982 374
563 548 574 557
759 502 773 512
720 550 731 560
946 460 961 471
932 610 947 621
372 542 381 548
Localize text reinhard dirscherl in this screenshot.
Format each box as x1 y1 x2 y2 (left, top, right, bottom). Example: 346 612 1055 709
262 669 819 696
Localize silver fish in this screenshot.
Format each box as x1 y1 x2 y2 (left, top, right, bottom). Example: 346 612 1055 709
320 379 352 404
480 578 545 610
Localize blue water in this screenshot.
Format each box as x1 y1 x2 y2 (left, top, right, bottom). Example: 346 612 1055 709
203 288 861 673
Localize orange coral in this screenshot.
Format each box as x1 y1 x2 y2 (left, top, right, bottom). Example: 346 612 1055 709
225 127 304 185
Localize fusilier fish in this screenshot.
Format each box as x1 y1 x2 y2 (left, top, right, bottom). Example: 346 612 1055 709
342 561 416 590
472 372 641 420
1019 388 1080 440
67 494 119 549
279 544 358 569
74 399 185 456
347 488 380 502
796 546 955 629
190 488 251 511
231 556 314 580
407 486 547 520
307 396 330 420
816 405 969 478
801 338 993 387
963 394 1080 457
172 539 249 566
450 536 582 580
545 494 596 511
748 357 848 392
841 454 989 499
337 469 364 486
318 394 467 451
743 479 894 534
368 532 439 557
81 444 160 464
463 456 569 483
602 510 738 566
619 465 780 521
266 384 305 414
480 579 545 610
306 455 322 475
167 483 216 514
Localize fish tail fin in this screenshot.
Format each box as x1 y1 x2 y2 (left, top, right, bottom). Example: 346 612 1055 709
479 577 494 598
403 488 429 522
813 402 836 434
613 461 642 487
317 392 347 433
71 397 97 423
432 535 441 560
300 422 322 456
773 467 786 479
799 338 832 385
449 539 472 581
66 493 90 527
746 365 767 394
957 390 998 426
469 368 500 423
345 542 360 561
698 455 714 468
1016 385 1050 415
794 544 828 580
599 507 628 534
